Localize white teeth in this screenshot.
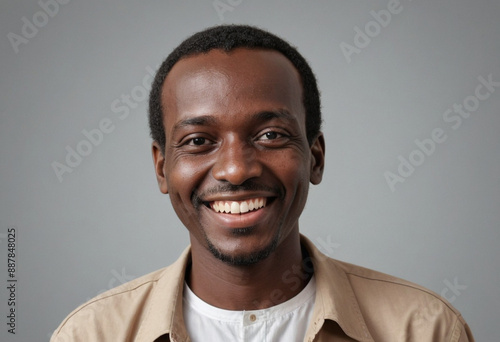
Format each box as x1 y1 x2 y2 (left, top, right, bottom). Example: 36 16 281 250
231 202 240 214
211 198 267 214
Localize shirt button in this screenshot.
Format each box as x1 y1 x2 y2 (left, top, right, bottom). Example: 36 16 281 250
249 314 257 322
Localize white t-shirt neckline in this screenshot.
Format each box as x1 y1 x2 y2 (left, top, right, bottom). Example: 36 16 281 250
183 275 316 341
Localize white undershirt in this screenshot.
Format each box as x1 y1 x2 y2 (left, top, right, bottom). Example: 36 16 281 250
183 275 316 342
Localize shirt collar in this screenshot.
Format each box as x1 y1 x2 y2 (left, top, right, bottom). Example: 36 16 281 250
301 235 374 342
136 236 374 342
136 246 191 342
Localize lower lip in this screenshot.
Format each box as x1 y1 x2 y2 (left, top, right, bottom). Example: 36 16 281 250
203 203 271 229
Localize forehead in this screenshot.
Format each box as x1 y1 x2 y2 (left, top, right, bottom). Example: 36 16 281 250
160 48 305 129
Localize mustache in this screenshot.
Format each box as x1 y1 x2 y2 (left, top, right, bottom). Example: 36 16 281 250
192 180 283 207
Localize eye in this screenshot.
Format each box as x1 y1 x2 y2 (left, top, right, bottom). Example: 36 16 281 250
182 136 215 147
259 131 283 140
175 134 216 153
188 137 208 145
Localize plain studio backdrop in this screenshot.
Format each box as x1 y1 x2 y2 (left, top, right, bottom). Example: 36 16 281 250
0 0 499 341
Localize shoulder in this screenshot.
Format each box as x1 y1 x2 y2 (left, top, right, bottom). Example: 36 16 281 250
331 258 473 341
334 259 454 311
50 264 176 342
301 235 473 341
335 258 447 299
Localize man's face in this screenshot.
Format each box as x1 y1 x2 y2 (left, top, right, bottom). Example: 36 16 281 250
153 48 324 265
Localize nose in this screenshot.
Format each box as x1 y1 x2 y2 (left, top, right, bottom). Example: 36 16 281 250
212 138 262 185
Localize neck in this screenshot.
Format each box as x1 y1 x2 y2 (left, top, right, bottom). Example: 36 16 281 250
187 233 312 310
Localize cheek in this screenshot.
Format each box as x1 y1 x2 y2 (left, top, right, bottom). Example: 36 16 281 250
166 157 216 228
279 153 311 206
167 156 211 193
166 161 208 231
277 150 310 183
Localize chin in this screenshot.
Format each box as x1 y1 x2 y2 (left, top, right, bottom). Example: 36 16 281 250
205 232 279 266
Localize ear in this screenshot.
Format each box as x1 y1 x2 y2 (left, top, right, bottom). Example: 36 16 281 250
152 141 169 194
309 132 325 185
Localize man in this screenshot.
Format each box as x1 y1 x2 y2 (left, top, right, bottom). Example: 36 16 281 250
52 25 474 342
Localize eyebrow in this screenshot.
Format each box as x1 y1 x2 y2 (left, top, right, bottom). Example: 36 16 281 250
171 109 297 134
253 109 297 123
172 115 218 134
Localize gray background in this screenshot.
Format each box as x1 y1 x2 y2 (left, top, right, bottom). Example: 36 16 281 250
0 0 498 341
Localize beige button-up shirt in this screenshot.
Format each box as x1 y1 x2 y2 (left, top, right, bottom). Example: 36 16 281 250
51 235 474 341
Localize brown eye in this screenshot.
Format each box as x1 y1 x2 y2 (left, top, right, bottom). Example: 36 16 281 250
259 131 283 141
256 130 289 145
191 137 206 145
264 132 278 140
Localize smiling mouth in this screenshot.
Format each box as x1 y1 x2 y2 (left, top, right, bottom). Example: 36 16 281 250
206 197 270 214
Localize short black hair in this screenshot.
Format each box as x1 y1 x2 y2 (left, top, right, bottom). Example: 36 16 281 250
148 25 321 153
